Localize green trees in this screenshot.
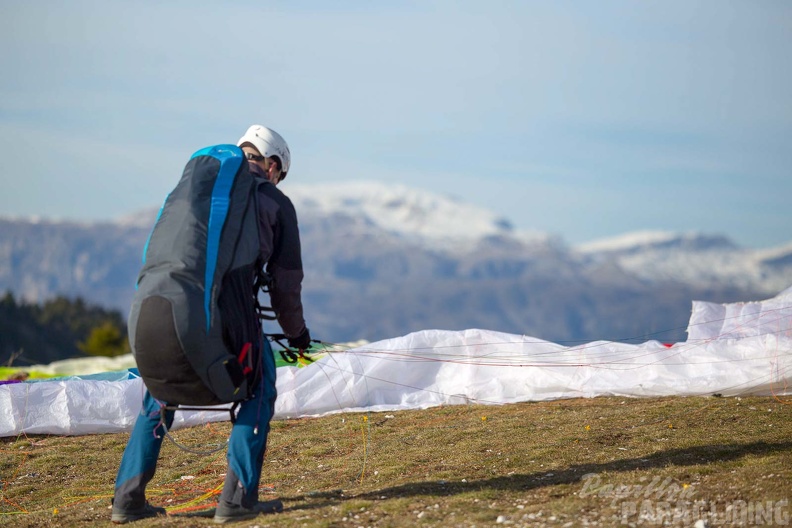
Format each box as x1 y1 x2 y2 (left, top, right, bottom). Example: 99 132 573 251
0 292 129 366
78 321 130 357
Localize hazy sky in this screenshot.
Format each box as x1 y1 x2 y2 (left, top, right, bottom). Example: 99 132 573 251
1 1 790 248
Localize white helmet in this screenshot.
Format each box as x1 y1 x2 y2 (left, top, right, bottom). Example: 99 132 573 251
237 125 291 177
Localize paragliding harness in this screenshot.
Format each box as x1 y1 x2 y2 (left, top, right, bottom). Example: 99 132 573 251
128 145 321 456
157 273 297 427
157 273 316 426
129 144 275 426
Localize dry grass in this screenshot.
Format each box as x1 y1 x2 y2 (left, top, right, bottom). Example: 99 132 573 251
2 395 791 527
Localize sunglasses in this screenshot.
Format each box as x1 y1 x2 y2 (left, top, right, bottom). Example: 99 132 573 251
245 152 266 162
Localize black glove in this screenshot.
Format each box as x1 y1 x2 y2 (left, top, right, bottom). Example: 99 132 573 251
288 328 311 350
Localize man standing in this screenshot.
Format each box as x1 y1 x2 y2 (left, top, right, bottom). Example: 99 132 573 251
111 125 311 524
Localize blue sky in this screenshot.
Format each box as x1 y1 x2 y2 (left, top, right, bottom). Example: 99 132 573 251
1 0 790 248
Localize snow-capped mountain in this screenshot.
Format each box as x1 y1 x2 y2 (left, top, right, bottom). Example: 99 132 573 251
287 181 552 250
576 230 792 294
576 230 738 254
1 182 790 364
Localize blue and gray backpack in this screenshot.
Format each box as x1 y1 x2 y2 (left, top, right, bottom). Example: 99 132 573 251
129 144 266 406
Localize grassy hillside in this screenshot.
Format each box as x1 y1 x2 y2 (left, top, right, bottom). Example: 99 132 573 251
2 395 790 527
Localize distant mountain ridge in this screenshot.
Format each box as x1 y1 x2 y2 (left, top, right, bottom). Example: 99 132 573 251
576 230 738 253
577 230 792 294
288 181 554 251
1 182 790 364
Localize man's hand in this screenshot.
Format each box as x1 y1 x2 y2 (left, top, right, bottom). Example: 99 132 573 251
288 328 311 351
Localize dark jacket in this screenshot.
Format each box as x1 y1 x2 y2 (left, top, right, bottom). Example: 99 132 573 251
249 162 308 341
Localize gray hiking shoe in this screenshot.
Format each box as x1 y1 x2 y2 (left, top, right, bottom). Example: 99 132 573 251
213 499 284 524
111 502 166 524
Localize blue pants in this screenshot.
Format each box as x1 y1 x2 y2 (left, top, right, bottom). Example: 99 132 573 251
114 345 277 510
